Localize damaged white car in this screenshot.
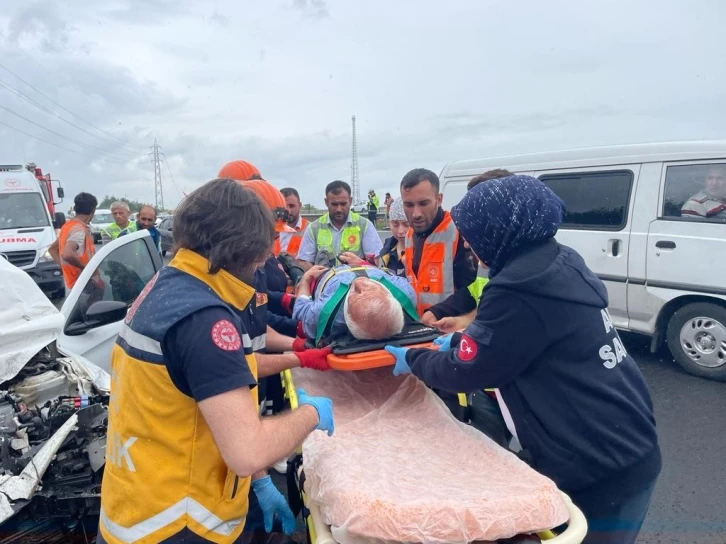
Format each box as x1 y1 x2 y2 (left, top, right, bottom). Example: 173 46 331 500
0 230 162 542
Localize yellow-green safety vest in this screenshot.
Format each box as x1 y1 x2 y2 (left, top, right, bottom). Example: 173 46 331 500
467 276 489 304
311 212 369 259
103 221 137 240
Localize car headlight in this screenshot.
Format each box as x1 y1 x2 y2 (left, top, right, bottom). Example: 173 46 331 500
39 250 54 262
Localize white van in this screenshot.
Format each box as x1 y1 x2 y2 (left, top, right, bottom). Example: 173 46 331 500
440 140 726 381
89 208 114 243
0 164 66 299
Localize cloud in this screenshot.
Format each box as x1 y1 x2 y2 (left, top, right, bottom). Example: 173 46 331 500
289 0 330 19
0 0 725 213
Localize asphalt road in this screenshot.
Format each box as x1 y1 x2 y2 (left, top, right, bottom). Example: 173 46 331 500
52 235 724 543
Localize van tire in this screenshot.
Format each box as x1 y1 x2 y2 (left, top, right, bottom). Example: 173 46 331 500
666 302 726 381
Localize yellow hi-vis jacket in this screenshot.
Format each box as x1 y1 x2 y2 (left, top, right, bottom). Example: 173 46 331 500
98 249 258 544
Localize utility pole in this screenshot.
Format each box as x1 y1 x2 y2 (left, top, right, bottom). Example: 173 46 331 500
351 115 360 205
150 139 164 210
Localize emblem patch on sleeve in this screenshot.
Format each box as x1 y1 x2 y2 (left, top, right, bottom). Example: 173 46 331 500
457 334 478 362
211 320 242 351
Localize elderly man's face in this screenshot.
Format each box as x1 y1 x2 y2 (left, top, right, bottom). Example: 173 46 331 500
348 277 387 304
112 207 130 226
137 208 156 229
705 168 726 200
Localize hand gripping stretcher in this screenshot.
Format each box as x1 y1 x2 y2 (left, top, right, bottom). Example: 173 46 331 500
280 368 588 544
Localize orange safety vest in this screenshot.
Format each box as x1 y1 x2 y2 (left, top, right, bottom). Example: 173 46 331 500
273 217 309 258
404 211 459 315
58 218 95 289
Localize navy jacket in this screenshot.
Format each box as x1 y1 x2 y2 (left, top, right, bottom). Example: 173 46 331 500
406 239 661 494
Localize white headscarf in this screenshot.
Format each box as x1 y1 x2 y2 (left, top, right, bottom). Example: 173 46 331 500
388 198 407 221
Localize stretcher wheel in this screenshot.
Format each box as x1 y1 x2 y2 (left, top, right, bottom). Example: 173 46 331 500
325 342 439 371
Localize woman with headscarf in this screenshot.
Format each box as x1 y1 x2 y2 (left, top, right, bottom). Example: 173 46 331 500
385 175 661 544
378 197 409 276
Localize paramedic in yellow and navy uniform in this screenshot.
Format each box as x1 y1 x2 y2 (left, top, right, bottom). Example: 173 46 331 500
98 178 335 544
296 180 382 269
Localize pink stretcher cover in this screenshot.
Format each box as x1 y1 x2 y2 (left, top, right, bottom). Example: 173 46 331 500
292 368 569 544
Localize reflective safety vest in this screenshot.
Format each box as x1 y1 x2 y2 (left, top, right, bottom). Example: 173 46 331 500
57 218 95 289
103 221 137 241
273 217 309 258
99 249 258 544
467 276 489 305
310 213 369 260
404 211 459 315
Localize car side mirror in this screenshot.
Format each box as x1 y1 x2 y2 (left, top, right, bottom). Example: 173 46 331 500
57 187 65 199
64 300 128 336
53 212 66 229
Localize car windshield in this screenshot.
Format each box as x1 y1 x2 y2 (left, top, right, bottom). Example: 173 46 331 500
92 213 113 224
0 193 50 230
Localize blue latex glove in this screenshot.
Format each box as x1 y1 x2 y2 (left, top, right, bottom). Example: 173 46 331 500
251 475 296 534
297 388 334 436
384 345 411 376
434 333 454 352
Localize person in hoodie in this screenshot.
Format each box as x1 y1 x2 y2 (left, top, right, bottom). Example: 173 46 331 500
384 175 661 544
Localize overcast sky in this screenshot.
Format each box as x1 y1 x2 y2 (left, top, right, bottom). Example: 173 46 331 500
1 0 724 210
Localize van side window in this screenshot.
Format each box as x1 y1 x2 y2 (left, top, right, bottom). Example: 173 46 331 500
663 164 726 222
538 171 633 230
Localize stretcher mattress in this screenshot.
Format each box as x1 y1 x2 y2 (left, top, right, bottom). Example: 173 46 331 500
292 368 569 544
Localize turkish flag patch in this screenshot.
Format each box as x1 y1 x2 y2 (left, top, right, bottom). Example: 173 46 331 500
457 334 478 362
211 320 242 351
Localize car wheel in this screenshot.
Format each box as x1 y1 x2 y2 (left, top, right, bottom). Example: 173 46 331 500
666 302 726 381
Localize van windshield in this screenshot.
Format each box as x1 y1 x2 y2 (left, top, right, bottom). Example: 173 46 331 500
92 212 113 224
0 193 50 230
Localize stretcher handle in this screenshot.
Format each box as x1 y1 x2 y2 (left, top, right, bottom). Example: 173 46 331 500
282 369 298 410
541 492 588 543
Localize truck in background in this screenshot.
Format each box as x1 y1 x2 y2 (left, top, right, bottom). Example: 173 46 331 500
0 164 66 299
25 162 65 222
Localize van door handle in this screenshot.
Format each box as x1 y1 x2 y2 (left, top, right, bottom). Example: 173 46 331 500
655 240 676 249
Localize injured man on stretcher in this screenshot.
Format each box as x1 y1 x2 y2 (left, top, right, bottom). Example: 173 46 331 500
291 264 419 345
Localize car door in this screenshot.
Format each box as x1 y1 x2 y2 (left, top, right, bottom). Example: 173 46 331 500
536 167 639 329
58 229 163 372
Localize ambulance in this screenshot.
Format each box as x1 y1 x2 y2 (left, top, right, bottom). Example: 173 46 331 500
0 164 66 298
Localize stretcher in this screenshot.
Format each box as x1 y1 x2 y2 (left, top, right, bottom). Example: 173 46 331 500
281 368 588 544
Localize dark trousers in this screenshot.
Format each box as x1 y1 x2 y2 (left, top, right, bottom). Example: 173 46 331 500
570 478 657 544
368 211 377 226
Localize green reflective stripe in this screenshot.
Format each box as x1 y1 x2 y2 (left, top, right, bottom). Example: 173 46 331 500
374 276 420 322
315 282 351 346
467 277 489 304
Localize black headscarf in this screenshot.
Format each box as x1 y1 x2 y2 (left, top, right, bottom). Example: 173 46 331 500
450 175 565 277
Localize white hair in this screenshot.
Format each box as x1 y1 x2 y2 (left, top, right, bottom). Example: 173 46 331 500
110 201 130 212
343 286 405 340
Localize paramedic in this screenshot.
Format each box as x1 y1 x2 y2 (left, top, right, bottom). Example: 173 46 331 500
399 168 478 316
293 264 415 342
421 168 515 333
385 175 661 544
48 192 98 289
103 200 136 240
119 205 162 254
98 178 334 544
297 180 382 270
274 187 309 258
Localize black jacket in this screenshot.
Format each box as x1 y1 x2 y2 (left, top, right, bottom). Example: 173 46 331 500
406 239 661 494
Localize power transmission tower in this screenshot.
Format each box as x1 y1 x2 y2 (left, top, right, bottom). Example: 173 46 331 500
350 115 360 204
150 139 164 210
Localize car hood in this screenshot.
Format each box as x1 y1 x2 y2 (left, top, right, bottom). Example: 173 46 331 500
0 257 109 389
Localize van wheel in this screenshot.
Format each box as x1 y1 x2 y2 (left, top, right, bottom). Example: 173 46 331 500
666 303 726 381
